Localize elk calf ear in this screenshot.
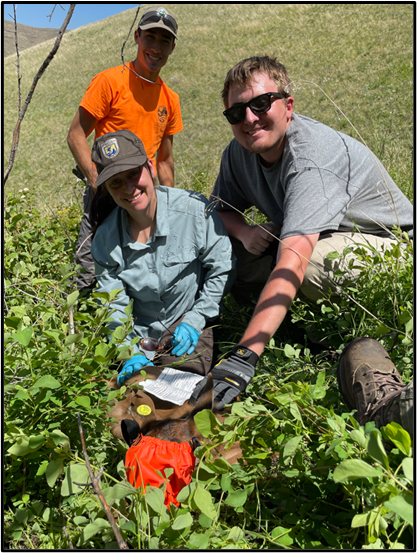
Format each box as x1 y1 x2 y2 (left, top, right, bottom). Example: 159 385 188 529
121 419 141 446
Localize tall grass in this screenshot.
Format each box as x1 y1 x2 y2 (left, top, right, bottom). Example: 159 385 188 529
3 3 413 208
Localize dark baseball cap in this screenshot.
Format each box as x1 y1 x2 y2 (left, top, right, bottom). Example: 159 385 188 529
138 6 178 39
91 130 148 187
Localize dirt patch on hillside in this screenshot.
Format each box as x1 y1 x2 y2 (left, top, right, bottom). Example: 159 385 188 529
4 19 67 58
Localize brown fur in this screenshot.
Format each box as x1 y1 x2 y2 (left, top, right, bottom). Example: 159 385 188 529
107 367 242 465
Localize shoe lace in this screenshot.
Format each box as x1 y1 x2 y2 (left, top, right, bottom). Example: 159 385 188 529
364 371 406 419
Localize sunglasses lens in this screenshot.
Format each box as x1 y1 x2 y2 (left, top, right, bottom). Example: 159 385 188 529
140 337 160 351
224 106 245 125
250 94 271 113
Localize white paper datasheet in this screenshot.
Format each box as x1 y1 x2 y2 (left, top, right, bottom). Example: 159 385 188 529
140 367 205 406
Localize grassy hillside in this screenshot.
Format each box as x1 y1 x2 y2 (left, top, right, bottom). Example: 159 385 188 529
3 19 67 58
4 3 414 208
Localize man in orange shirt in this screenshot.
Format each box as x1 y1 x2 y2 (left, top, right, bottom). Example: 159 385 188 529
67 6 183 289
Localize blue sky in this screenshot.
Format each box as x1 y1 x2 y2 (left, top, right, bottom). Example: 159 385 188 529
3 4 140 30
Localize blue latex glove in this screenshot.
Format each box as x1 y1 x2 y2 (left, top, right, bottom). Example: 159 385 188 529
117 354 154 387
171 322 200 357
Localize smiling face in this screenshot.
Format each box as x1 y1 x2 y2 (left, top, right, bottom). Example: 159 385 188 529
134 27 175 81
228 72 294 166
104 161 157 219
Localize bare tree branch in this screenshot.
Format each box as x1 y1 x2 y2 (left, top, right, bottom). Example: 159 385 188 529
77 413 129 550
4 4 76 186
121 5 141 70
47 4 66 22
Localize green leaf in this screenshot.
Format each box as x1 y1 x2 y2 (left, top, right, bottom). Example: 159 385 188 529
61 464 90 496
188 529 212 549
193 487 217 520
206 458 231 474
225 489 248 508
384 494 413 525
81 520 110 543
227 526 245 543
402 458 413 482
283 435 303 463
221 474 231 492
8 436 32 457
45 459 64 488
350 428 367 448
375 324 391 336
73 516 88 526
36 375 61 389
194 409 220 438
50 430 70 450
271 526 293 545
145 486 166 513
320 527 339 548
14 327 33 346
75 396 91 409
28 434 45 450
102 482 137 503
95 342 109 358
171 512 193 530
66 290 79 309
326 251 340 260
64 333 83 346
43 330 62 346
284 343 298 358
113 326 126 341
333 459 382 482
32 278 54 286
177 483 194 503
351 508 378 528
124 299 134 318
366 430 389 469
384 423 411 456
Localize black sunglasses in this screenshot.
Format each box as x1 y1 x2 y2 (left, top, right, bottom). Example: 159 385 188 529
139 12 178 34
140 318 175 352
223 92 286 125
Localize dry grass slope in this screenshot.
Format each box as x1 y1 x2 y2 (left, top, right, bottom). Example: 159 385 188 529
3 19 67 58
3 4 413 209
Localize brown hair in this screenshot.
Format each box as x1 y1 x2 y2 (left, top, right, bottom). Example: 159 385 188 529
221 55 291 108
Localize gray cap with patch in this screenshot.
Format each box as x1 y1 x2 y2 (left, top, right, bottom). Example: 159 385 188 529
91 130 148 187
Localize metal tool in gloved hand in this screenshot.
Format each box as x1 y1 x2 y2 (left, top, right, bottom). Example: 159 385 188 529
117 354 154 387
211 345 259 409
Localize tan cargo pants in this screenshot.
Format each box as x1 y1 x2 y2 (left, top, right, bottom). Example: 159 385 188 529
230 231 400 305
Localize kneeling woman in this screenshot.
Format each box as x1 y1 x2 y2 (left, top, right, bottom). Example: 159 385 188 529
90 130 235 386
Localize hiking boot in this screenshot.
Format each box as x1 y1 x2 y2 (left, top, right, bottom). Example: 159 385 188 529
337 337 406 428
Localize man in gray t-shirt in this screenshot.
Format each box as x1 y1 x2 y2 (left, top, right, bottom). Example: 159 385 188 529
209 55 413 410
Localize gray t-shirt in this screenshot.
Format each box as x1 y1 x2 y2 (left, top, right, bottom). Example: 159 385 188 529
211 113 413 239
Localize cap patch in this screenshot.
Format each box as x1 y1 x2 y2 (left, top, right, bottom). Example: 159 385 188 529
102 137 119 159
157 7 168 18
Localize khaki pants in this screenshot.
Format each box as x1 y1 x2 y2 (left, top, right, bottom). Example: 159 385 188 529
230 231 399 305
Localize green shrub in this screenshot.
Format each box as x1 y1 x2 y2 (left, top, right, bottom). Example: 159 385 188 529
4 192 413 549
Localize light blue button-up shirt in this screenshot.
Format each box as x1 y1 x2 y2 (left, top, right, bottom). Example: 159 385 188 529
91 186 236 357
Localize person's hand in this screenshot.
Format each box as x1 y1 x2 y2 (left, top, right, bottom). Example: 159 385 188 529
172 322 200 356
117 354 154 387
239 222 279 255
212 345 259 409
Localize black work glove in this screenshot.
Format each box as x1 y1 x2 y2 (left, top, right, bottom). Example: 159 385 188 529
212 345 259 410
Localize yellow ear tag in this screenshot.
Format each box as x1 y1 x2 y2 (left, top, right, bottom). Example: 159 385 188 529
137 404 152 416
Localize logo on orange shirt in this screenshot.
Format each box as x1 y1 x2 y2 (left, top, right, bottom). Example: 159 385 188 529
158 106 168 124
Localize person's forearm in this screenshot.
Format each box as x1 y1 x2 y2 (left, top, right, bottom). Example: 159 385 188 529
156 158 174 187
67 131 98 188
217 210 249 241
238 264 300 356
